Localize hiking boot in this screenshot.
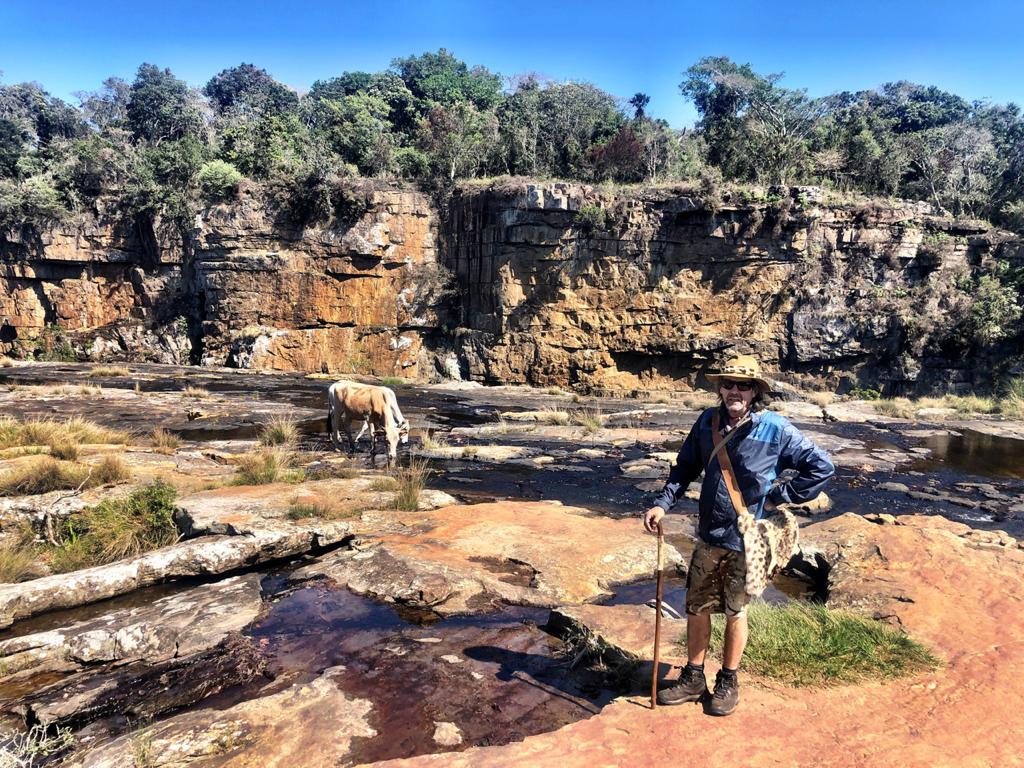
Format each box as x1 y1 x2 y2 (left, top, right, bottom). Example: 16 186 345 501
707 670 739 716
657 664 708 706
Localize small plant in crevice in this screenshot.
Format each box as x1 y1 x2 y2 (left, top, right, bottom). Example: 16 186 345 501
391 458 432 512
232 449 305 485
258 415 299 448
49 480 179 573
150 428 181 454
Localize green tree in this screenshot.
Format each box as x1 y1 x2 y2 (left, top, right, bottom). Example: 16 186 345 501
127 64 203 143
392 49 504 111
419 102 498 180
204 63 298 116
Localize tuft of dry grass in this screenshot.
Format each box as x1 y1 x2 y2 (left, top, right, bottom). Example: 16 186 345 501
368 477 399 492
0 457 89 496
0 528 38 583
391 458 432 511
286 495 363 521
91 454 131 485
570 408 605 433
679 391 718 410
232 449 305 485
805 391 835 407
150 428 181 454
88 365 130 377
0 416 130 449
258 415 299 448
182 385 210 399
48 440 79 461
872 398 915 419
419 432 447 450
538 408 570 426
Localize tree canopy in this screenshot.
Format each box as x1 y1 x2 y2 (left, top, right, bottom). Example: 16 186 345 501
0 50 1020 234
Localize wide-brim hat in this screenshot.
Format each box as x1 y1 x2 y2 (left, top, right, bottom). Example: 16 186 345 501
705 355 771 392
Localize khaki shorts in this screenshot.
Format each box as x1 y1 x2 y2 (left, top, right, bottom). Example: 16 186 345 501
684 541 750 617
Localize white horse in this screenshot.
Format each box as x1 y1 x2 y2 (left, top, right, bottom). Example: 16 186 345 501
326 381 409 465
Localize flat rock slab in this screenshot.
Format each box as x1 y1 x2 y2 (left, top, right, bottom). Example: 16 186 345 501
0 574 262 677
175 480 456 537
0 521 349 628
294 501 683 615
371 513 1024 768
66 667 375 768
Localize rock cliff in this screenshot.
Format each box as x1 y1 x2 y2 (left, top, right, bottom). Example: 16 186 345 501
1 180 1021 393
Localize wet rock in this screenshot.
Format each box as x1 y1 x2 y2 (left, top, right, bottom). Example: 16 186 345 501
292 502 683 615
0 574 262 677
65 667 375 767
14 633 266 729
0 521 350 628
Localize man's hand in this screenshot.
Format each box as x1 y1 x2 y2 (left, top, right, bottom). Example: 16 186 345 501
643 506 665 534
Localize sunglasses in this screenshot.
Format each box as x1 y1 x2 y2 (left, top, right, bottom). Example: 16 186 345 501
719 379 755 392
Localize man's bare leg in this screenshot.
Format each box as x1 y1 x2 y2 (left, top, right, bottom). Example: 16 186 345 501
722 614 748 669
687 613 712 665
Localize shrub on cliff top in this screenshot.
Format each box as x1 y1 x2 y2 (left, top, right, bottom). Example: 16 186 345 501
198 159 244 202
688 601 940 687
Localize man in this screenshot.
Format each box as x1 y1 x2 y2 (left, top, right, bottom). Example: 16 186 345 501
643 355 834 716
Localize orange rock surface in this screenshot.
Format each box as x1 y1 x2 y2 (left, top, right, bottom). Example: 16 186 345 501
366 513 1024 767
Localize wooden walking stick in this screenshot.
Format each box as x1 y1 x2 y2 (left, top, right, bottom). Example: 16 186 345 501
651 521 664 709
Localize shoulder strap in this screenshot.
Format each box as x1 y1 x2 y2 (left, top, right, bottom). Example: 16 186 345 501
711 411 751 518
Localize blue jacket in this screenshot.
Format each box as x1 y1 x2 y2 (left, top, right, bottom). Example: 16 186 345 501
652 407 835 552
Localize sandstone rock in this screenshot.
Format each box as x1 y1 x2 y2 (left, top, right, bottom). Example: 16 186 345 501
376 512 1024 768
64 667 375 767
0 574 262 677
291 501 684 614
0 520 350 628
432 721 463 747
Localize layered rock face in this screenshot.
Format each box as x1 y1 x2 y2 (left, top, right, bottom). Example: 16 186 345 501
2 180 1020 392
193 184 442 375
0 213 190 363
442 182 1023 393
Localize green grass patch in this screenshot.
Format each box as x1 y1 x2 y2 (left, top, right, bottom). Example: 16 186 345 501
688 602 940 687
49 481 179 572
391 458 432 511
232 449 305 485
379 376 405 387
258 415 299 448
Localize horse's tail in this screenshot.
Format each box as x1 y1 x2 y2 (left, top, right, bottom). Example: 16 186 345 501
325 388 335 441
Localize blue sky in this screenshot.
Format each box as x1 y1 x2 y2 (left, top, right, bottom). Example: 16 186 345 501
2 0 1022 127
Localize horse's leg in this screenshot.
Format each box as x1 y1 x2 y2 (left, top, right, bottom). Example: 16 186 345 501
343 413 357 455
328 401 341 451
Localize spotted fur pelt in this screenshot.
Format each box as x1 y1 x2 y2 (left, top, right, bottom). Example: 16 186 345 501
736 509 800 597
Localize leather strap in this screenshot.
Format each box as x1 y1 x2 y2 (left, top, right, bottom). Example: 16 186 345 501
711 411 752 519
